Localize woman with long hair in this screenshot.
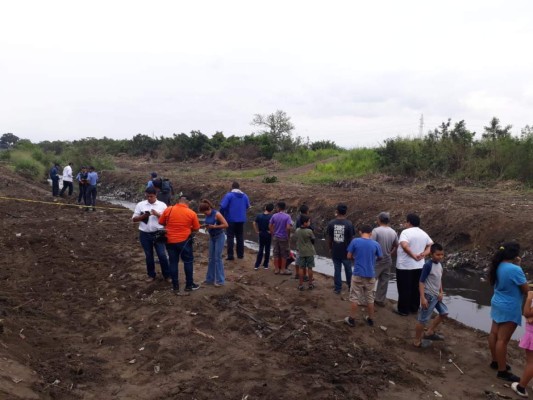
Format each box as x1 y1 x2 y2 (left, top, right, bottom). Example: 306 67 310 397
488 241 527 382
198 199 229 286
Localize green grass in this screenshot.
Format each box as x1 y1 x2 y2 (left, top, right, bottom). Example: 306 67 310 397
276 148 343 168
215 168 268 179
9 150 46 179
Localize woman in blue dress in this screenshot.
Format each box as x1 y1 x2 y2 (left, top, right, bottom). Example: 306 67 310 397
488 242 528 382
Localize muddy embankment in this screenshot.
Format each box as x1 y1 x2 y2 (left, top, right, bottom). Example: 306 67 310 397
99 168 533 275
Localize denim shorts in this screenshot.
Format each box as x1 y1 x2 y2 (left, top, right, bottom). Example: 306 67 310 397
417 293 449 324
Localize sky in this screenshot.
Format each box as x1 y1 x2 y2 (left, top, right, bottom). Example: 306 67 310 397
1 0 533 148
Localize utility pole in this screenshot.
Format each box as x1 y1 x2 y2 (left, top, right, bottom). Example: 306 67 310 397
419 114 424 137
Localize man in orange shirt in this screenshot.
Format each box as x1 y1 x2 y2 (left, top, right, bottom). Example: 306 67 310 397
159 194 201 293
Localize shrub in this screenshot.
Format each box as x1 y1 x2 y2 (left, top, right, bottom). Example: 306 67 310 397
14 158 44 179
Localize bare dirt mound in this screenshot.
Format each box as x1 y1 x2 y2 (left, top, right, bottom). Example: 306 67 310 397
0 163 531 399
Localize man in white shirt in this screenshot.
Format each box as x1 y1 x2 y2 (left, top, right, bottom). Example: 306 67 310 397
59 162 73 197
132 187 170 283
395 213 433 316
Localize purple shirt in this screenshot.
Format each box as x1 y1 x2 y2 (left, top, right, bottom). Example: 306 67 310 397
269 212 292 239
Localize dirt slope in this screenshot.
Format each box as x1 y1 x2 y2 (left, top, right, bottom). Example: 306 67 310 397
0 161 532 399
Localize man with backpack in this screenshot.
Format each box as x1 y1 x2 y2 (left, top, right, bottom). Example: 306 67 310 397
147 172 174 206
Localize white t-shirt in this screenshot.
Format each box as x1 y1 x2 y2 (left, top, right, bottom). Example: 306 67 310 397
396 227 433 270
132 200 168 233
62 165 73 182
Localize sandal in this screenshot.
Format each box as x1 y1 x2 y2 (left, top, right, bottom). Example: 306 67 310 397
413 339 432 348
280 271 292 275
423 333 445 341
274 269 280 275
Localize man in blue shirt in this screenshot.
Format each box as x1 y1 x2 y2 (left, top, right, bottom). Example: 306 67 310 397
219 181 250 260
85 166 99 212
49 163 60 197
344 225 382 327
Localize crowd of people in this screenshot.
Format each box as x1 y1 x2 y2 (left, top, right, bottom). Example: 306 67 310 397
126 174 530 397
49 163 99 211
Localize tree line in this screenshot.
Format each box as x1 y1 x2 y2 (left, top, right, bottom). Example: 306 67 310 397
1 112 532 185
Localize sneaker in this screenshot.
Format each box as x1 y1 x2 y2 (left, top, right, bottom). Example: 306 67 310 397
365 316 374 326
490 361 511 371
334 289 341 295
263 266 269 270
511 382 528 398
164 277 172 283
171 287 180 294
497 370 520 382
254 266 259 271
308 283 315 290
184 283 201 292
298 285 305 291
374 300 386 307
226 257 235 261
145 276 156 283
344 316 355 327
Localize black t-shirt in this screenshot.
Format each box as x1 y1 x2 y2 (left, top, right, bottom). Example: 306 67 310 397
326 218 355 259
255 213 273 234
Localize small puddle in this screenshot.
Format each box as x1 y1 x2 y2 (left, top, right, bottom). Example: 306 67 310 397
107 197 521 339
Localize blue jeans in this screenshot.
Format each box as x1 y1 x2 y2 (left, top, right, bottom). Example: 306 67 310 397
333 258 352 292
206 232 225 284
417 293 449 324
139 231 170 279
226 222 244 259
86 185 97 207
166 239 194 289
255 232 272 268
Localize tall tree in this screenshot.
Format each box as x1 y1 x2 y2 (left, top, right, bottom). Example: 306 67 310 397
251 110 296 151
482 117 512 140
0 133 20 148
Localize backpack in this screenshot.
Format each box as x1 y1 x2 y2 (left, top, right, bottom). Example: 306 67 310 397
152 178 163 189
160 178 172 193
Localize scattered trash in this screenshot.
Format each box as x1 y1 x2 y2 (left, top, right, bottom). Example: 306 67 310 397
209 375 219 379
434 390 443 397
16 233 22 237
380 325 388 332
154 365 160 374
138 347 145 351
388 380 395 385
448 358 464 374
129 359 136 364
334 362 338 367
347 353 354 358
12 377 22 384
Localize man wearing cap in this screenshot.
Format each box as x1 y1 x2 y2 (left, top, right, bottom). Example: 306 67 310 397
220 181 250 260
146 172 158 189
371 212 399 307
49 163 60 197
159 194 201 293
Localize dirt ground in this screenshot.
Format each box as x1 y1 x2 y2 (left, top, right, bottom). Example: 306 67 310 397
1 159 532 399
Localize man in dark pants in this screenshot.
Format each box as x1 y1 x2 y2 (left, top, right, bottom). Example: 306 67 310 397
85 166 98 211
395 213 433 316
253 203 274 270
49 163 60 197
132 187 170 282
220 182 250 260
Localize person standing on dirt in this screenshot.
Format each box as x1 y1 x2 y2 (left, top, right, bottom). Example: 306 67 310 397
198 199 229 286
75 166 88 205
371 212 398 307
327 203 356 295
159 193 201 293
395 213 433 316
253 203 274 270
294 215 316 290
59 162 74 197
85 166 98 212
488 241 527 383
156 178 174 206
146 172 158 189
220 181 250 260
294 204 313 281
132 187 171 283
344 224 383 327
269 201 293 275
49 163 60 197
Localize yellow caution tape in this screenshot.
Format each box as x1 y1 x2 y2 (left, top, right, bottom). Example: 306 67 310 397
0 196 132 212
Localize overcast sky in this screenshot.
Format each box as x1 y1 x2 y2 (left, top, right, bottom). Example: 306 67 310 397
1 0 532 148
